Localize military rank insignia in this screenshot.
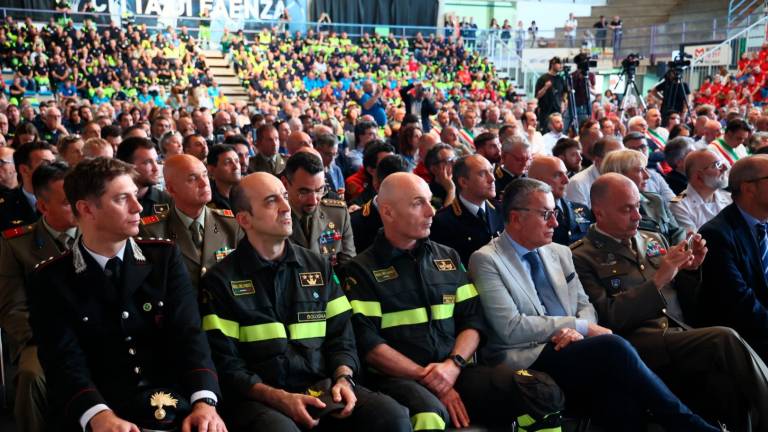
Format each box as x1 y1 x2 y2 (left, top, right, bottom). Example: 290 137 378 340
231 280 255 296
646 239 666 258
434 259 456 271
300 272 324 287
153 203 170 216
214 247 234 262
574 207 590 224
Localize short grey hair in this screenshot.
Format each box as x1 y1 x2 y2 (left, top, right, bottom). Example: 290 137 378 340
730 155 768 199
501 134 530 153
159 131 182 153
501 178 552 224
748 131 768 150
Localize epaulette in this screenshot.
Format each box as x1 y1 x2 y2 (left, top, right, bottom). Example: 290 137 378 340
569 239 584 250
361 201 371 217
2 224 34 240
140 213 166 225
211 208 235 218
450 198 462 216
494 164 504 179
670 191 686 203
135 236 174 244
33 251 70 271
487 200 496 210
321 198 347 208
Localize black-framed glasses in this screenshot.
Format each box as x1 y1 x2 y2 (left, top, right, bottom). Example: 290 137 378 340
511 207 560 221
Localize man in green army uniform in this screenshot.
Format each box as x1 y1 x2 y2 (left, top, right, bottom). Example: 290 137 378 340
283 152 355 266
0 162 75 432
140 155 242 289
571 173 768 432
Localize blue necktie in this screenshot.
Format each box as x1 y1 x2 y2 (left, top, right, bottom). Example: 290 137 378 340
524 250 567 316
756 223 768 280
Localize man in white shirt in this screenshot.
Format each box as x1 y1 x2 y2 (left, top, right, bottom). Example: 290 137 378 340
564 13 578 48
670 149 732 231
565 137 624 206
542 113 565 155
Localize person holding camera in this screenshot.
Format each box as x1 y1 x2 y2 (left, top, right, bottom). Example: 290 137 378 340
400 81 438 133
652 69 691 121
535 57 566 134
570 54 597 132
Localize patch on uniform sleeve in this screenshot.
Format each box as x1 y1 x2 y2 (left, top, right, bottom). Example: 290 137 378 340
231 280 255 296
299 272 324 287
372 266 399 282
433 259 456 271
2 224 33 239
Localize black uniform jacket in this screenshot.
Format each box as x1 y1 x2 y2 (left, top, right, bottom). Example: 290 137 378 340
342 233 486 367
430 198 503 267
199 239 357 398
28 237 221 427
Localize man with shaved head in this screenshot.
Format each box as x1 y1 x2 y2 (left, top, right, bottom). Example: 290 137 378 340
573 173 768 431
140 154 242 289
286 131 313 156
528 156 593 246
430 155 504 266
198 172 410 432
343 173 558 431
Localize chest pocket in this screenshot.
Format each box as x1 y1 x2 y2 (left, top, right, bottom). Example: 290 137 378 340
595 261 634 296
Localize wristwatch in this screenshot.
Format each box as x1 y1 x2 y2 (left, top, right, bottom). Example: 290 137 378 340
450 354 468 369
335 374 356 389
194 397 217 408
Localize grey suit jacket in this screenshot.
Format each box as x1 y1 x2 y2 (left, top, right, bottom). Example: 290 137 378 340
469 235 597 370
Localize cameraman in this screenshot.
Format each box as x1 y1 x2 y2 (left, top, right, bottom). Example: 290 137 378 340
535 56 566 133
570 53 597 132
651 68 690 120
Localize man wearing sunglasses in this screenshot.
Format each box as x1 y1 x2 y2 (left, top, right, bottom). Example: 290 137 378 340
670 149 732 232
283 151 355 267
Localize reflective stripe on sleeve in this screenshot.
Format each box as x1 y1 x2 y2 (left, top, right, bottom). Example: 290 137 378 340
456 283 479 302
202 314 239 339
381 307 428 329
326 295 352 318
430 304 454 320
239 322 287 342
288 322 326 340
350 300 382 317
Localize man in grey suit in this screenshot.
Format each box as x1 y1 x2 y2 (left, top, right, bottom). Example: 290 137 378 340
469 178 721 431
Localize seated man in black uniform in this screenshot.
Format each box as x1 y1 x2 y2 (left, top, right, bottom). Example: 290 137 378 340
28 157 226 432
343 172 561 431
0 141 55 230
199 172 410 432
430 154 504 267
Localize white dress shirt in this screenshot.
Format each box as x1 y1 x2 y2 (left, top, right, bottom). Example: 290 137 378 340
670 185 732 231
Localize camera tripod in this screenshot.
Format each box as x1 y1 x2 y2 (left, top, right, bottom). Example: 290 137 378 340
563 66 581 135
615 66 647 122
662 69 694 123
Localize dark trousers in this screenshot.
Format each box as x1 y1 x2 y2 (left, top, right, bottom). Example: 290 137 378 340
529 334 718 432
221 385 410 432
371 363 531 431
650 326 768 432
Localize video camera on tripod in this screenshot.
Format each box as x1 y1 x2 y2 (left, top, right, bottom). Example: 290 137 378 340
620 53 644 76
667 52 693 75
562 53 598 74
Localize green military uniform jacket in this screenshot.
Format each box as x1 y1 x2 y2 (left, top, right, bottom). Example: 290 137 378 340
247 153 286 176
290 198 356 267
571 226 700 368
0 222 70 357
341 233 485 366
640 191 686 246
199 239 357 397
139 206 242 289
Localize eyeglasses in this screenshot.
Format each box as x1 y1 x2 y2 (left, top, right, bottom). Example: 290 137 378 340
297 185 328 199
438 156 457 165
511 207 560 221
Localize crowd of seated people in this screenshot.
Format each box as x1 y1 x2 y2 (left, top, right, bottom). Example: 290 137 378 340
5 12 768 432
694 44 768 112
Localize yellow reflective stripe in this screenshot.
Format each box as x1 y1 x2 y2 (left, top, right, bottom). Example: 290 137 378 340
288 322 326 340
381 307 428 329
326 296 352 318
202 314 239 339
240 322 287 342
351 300 382 317
411 412 446 431
456 283 478 302
430 304 454 320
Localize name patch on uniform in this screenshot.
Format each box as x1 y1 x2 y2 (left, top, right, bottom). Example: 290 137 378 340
300 272 324 287
297 311 327 322
442 294 456 304
231 280 255 296
433 259 456 272
372 266 399 282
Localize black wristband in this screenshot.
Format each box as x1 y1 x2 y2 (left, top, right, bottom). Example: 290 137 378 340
194 397 217 408
335 374 356 389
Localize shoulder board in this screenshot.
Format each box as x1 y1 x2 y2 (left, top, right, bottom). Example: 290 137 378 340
140 214 166 225
33 251 70 271
450 198 462 216
321 198 347 208
135 236 174 244
670 192 686 203
361 201 371 217
494 164 504 179
2 224 34 240
569 239 584 250
210 208 235 218
487 200 496 210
